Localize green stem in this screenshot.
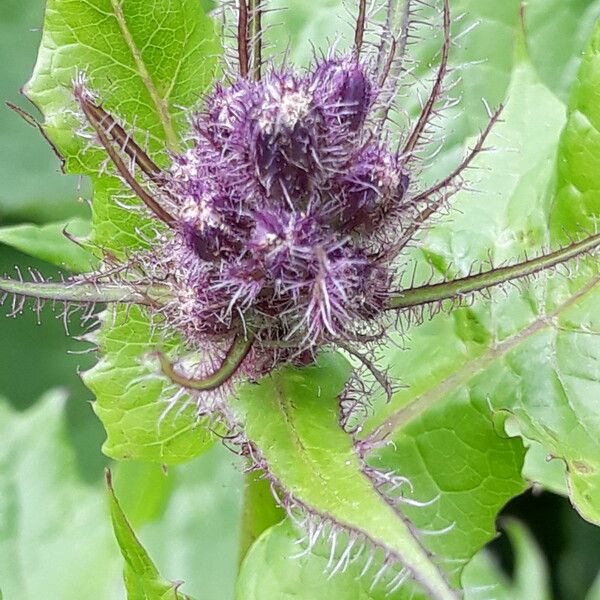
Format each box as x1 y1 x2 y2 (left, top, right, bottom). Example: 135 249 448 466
159 334 254 391
0 276 156 305
388 232 600 309
238 471 285 565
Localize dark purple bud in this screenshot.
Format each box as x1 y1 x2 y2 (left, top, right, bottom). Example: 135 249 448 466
313 60 372 131
334 147 409 233
254 123 314 201
157 55 398 357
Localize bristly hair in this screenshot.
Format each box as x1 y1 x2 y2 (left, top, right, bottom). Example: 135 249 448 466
3 0 600 409
5 3 600 598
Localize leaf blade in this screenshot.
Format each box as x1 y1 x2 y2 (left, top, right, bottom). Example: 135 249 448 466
106 468 196 600
231 354 460 600
364 18 600 526
25 0 222 464
0 218 93 273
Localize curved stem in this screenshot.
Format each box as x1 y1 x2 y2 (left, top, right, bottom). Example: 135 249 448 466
159 333 254 391
388 232 600 310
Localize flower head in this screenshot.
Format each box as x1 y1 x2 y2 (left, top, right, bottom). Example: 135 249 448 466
144 57 401 367
43 0 510 394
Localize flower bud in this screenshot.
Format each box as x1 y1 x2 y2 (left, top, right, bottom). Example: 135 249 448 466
335 147 409 232
313 60 372 131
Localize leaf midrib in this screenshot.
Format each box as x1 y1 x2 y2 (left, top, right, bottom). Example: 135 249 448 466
365 274 600 444
109 0 179 151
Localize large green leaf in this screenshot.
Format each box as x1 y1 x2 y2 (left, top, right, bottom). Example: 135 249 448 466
237 518 393 600
363 22 600 526
238 518 551 600
235 351 525 598
527 0 600 101
135 445 244 600
0 391 242 600
24 0 221 464
231 354 461 600
87 305 213 463
0 218 93 272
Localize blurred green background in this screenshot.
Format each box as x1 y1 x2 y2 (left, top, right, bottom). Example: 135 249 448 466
0 0 599 598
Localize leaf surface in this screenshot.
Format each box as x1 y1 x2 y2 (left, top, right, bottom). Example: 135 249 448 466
106 469 196 600
25 0 221 463
0 218 93 272
363 21 600 526
238 518 552 600
88 306 213 463
231 354 460 600
0 392 121 599
0 0 86 223
462 520 551 600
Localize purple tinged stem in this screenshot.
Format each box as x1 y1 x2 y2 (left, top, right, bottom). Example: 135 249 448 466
76 93 177 227
158 333 254 391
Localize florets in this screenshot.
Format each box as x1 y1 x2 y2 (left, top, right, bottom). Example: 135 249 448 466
155 57 401 362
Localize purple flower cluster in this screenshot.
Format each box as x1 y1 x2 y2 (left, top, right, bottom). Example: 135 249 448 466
160 57 409 357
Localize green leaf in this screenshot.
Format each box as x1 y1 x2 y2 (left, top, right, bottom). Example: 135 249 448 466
364 20 600 527
0 389 242 600
0 0 87 223
526 0 600 101
0 218 93 272
24 0 221 464
462 520 551 600
366 395 526 587
238 472 285 562
136 445 244 600
238 519 551 600
231 354 460 600
551 16 600 238
0 391 122 598
237 519 393 600
106 469 196 600
86 305 214 463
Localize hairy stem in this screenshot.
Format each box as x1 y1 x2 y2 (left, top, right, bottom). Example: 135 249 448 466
367 272 600 446
401 0 450 161
74 86 176 227
238 0 250 78
159 333 254 391
388 232 600 310
0 276 157 305
80 99 163 183
249 0 263 80
388 105 504 257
